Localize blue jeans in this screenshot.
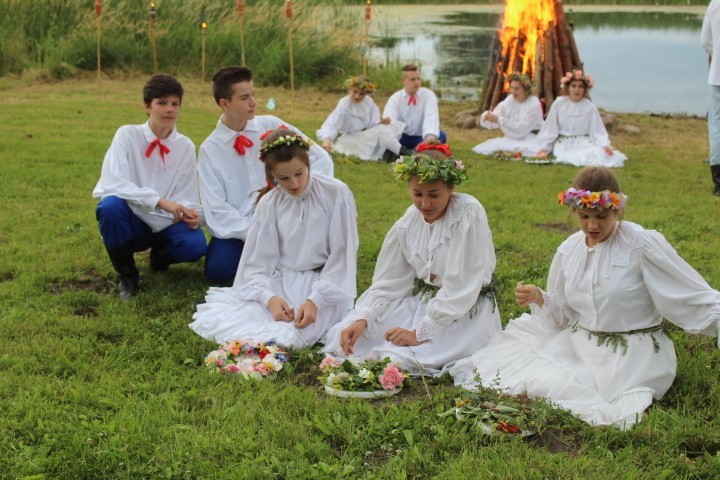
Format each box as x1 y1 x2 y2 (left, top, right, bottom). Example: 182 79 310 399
204 236 245 284
709 85 720 166
400 131 448 149
96 196 206 263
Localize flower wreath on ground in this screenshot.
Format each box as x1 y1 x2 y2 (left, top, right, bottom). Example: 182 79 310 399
491 150 555 163
204 339 290 380
319 356 408 393
439 381 558 436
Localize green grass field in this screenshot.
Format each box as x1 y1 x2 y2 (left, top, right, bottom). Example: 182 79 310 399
1 76 719 479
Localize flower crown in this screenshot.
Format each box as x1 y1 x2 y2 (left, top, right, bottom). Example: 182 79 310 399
343 75 375 94
393 152 468 185
259 133 312 159
507 71 532 93
560 69 594 90
558 188 627 210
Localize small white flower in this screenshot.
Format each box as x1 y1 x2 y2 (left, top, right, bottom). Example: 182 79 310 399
358 368 372 379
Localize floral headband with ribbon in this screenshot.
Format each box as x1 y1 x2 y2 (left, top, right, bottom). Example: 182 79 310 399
558 188 627 210
393 147 467 185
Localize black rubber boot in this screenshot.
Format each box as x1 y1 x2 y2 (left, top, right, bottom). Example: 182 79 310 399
105 243 139 300
712 164 720 196
399 145 415 157
149 245 173 272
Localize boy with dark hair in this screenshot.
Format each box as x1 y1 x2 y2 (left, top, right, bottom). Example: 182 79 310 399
93 74 207 299
382 64 447 150
198 66 334 284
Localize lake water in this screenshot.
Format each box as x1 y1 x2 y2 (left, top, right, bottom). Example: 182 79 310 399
367 5 709 116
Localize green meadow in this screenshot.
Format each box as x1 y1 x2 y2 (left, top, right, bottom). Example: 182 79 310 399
0 76 719 479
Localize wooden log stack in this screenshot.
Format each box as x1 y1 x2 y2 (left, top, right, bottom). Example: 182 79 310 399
479 0 582 115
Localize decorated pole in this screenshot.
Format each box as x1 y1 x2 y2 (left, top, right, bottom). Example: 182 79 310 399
149 2 158 73
200 13 208 81
237 0 246 66
95 0 102 80
285 0 294 93
363 0 372 76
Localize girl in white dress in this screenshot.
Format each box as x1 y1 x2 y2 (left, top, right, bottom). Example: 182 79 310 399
451 167 720 429
473 72 544 157
322 146 502 375
537 69 627 167
317 76 407 162
190 129 359 348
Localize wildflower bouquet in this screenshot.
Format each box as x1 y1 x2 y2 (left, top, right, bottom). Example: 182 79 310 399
491 150 555 163
204 339 289 380
319 356 408 397
440 390 549 436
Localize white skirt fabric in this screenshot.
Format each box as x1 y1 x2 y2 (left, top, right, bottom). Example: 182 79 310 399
333 121 406 161
552 136 627 168
472 134 541 157
189 266 353 348
322 294 501 377
450 313 676 429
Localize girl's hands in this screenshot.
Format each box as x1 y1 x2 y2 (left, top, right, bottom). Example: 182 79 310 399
340 320 367 355
515 283 544 308
295 299 318 329
384 327 421 347
268 296 295 322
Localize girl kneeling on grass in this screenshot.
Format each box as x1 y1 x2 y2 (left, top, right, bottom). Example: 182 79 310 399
473 72 544 158
322 145 502 375
317 76 410 162
190 128 359 348
451 166 720 429
536 69 627 167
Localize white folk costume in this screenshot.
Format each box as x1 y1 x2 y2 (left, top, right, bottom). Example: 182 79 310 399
93 122 201 233
473 95 544 157
383 87 441 140
199 115 334 242
190 174 358 348
538 96 627 167
316 96 405 161
451 221 720 429
323 194 501 376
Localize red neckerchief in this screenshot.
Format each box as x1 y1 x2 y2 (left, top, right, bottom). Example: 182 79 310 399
145 138 170 164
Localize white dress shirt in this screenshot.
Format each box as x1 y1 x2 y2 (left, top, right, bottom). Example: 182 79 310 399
198 115 334 240
92 122 199 233
382 87 440 139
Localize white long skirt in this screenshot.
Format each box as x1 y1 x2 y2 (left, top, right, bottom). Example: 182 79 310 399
322 295 501 376
552 136 627 167
450 313 676 429
189 266 353 348
333 122 406 161
472 134 541 157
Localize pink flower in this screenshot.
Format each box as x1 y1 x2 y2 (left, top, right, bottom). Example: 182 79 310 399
319 357 342 371
574 70 582 79
379 363 404 390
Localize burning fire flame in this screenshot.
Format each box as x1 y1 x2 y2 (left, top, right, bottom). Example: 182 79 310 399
497 0 556 78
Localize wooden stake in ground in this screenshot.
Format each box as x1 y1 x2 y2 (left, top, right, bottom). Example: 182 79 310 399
149 2 158 73
286 0 295 93
363 0 372 76
200 14 208 81
237 0 246 67
95 0 102 81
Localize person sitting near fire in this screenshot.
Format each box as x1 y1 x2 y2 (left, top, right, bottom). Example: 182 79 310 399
536 69 627 167
473 72 544 158
451 166 720 429
317 76 410 162
382 64 447 152
322 144 501 376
